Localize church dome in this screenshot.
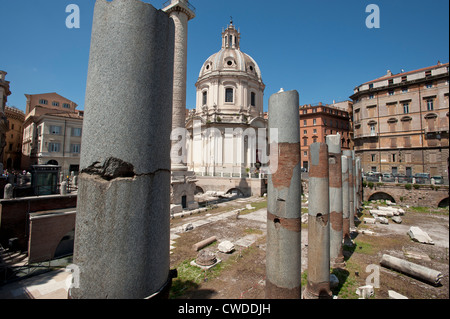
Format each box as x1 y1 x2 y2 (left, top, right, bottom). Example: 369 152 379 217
198 22 263 83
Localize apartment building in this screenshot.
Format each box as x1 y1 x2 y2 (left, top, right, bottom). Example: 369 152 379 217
3 106 25 170
350 62 449 178
299 101 352 171
21 93 83 175
0 71 11 170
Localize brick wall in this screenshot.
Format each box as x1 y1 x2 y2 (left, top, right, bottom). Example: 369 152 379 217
0 194 77 251
363 184 449 207
28 211 76 263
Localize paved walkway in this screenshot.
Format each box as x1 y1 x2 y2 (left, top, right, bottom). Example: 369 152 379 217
0 269 71 299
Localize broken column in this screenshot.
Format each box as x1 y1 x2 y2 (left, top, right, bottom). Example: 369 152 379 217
355 156 361 211
341 155 352 246
70 0 175 299
343 150 355 230
303 142 332 299
380 254 443 286
266 90 302 299
326 135 345 268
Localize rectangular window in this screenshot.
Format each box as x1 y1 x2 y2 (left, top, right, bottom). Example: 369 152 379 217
402 87 408 93
303 120 307 126
250 92 256 107
313 119 316 125
72 127 82 137
303 139 308 146
63 103 71 109
401 76 407 82
39 99 48 105
388 90 394 96
427 99 434 111
426 82 433 89
202 91 207 106
403 103 409 114
52 101 60 107
71 144 81 153
313 138 317 143
303 130 307 135
369 94 374 99
303 151 307 156
50 125 62 135
49 143 60 153
371 154 376 162
313 129 317 134
225 88 233 103
425 70 432 77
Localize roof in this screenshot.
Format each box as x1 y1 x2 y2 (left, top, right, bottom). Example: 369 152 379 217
362 62 449 85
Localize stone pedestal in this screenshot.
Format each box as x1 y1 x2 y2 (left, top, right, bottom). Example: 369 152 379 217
171 170 198 214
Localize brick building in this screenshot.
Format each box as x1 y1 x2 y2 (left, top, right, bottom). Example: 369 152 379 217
350 62 449 179
21 93 84 176
299 101 352 171
0 71 11 170
3 106 25 170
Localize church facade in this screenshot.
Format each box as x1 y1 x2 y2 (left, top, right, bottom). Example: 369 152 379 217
186 22 268 177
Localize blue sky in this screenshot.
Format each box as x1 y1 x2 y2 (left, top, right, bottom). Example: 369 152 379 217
1 0 449 113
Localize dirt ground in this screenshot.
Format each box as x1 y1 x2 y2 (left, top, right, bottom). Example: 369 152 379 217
169 197 449 299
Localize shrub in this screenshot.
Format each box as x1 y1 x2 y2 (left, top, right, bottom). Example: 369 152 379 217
404 184 412 190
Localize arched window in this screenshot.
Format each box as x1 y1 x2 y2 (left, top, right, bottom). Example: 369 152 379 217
225 88 234 103
202 91 208 106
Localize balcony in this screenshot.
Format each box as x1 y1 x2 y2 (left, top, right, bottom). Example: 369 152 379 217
354 132 379 139
163 0 196 13
424 126 449 135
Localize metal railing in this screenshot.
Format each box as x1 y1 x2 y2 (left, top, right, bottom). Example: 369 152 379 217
363 175 448 185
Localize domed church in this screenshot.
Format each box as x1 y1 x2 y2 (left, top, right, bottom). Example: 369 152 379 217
186 21 267 177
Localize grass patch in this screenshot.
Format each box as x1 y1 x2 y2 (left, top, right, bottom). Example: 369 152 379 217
170 244 261 298
344 240 374 255
239 200 267 215
409 206 449 216
244 228 263 235
332 265 359 299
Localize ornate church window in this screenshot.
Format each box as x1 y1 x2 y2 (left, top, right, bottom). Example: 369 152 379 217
225 88 234 103
202 91 208 106
251 92 256 106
